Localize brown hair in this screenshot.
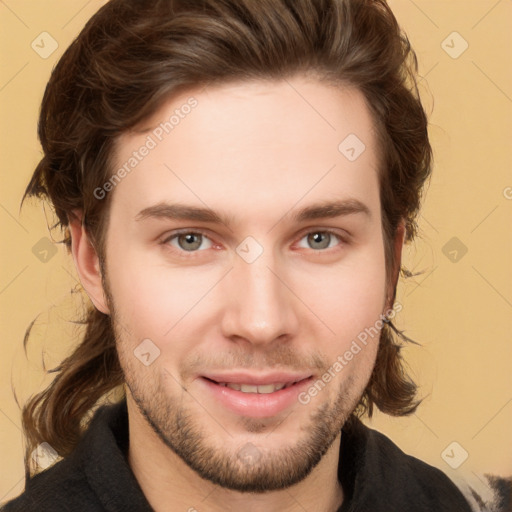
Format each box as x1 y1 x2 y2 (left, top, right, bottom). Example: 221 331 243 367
22 0 432 473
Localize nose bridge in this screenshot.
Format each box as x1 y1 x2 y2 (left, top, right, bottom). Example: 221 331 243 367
220 245 297 344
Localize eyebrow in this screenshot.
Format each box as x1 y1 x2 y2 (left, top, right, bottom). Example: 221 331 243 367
135 198 371 226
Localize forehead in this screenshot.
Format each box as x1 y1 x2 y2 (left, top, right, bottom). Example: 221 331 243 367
109 76 381 224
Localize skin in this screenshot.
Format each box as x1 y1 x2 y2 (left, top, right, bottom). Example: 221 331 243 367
70 75 405 512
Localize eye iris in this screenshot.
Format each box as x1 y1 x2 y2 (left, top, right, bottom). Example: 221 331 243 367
308 232 331 250
178 233 202 251
174 232 335 252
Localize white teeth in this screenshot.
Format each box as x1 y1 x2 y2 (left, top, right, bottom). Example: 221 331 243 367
255 384 280 394
221 382 288 393
240 384 258 393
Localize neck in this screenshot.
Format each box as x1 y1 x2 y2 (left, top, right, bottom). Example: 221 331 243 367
126 395 344 512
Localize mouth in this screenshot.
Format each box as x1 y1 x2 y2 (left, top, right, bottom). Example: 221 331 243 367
199 375 314 418
202 377 312 394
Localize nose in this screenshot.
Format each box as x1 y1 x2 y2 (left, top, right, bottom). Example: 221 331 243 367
220 249 299 346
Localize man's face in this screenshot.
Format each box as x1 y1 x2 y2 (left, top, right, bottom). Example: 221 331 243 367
101 75 391 492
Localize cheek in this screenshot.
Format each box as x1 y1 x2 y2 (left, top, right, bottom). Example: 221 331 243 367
105 249 216 341
298 251 387 341
294 253 386 386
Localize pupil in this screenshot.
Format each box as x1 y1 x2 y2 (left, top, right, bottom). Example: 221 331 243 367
179 233 201 251
309 232 329 249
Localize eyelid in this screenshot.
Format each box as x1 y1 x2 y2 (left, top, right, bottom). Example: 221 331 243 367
161 227 350 256
295 226 351 242
160 228 217 249
292 227 349 252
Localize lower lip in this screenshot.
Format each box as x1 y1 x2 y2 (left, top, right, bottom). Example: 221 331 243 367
199 377 313 418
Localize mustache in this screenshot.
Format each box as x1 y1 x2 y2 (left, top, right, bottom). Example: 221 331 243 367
181 349 327 378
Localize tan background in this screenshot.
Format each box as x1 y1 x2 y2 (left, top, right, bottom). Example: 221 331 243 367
1 0 511 503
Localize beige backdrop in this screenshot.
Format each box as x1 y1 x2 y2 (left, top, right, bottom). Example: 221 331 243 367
1 0 511 503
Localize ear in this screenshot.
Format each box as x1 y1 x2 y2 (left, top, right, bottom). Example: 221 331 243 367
385 219 406 312
68 211 110 314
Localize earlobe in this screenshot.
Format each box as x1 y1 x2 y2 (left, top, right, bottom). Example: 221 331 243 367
68 212 110 314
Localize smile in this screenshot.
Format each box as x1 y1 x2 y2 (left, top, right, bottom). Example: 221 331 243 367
213 381 301 393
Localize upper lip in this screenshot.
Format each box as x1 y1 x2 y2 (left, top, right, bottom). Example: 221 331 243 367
201 371 313 386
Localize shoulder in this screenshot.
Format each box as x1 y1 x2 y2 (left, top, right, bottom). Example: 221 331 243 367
371 427 472 509
341 417 474 511
0 403 120 512
0 454 101 512
363 426 512 511
1 401 150 512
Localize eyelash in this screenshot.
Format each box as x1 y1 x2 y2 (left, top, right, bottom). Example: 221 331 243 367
160 228 349 257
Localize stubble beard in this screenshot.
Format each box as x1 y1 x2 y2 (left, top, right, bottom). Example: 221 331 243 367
120 341 366 493
102 271 372 493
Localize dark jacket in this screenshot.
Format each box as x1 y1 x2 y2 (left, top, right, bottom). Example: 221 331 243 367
1 400 474 511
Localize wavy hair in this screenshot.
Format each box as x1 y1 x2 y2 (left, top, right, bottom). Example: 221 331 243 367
21 0 432 474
